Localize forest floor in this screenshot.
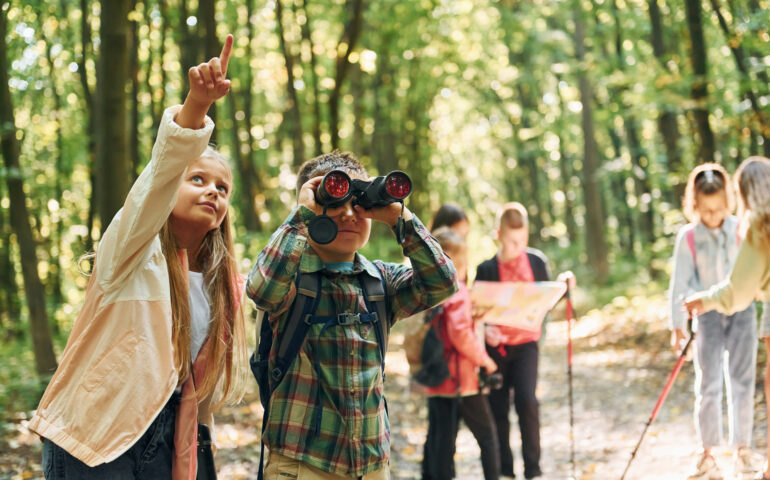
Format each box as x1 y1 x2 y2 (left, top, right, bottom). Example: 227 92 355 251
2 291 767 480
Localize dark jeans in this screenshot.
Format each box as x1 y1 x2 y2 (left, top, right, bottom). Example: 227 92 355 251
422 394 500 480
42 392 179 479
487 341 541 479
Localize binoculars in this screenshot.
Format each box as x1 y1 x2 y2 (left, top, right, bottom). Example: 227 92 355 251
479 368 503 391
308 170 412 245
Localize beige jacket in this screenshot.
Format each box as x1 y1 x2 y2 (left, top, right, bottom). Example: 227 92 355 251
28 106 216 474
699 224 770 314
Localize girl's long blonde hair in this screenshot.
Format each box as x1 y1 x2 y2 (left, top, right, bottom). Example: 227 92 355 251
161 146 247 406
734 156 770 249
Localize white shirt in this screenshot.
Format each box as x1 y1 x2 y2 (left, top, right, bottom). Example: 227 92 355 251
189 271 211 361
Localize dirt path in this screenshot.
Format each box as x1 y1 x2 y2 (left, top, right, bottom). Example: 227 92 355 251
4 294 767 479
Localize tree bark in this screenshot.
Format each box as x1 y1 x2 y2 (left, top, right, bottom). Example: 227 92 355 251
275 0 305 166
555 76 577 244
78 0 97 249
199 0 218 142
329 0 365 149
371 34 398 173
96 0 133 233
684 0 716 163
299 0 323 156
0 3 58 374
130 0 141 179
647 0 683 203
573 2 609 281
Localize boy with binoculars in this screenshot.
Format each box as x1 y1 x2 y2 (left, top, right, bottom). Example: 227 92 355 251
246 151 458 479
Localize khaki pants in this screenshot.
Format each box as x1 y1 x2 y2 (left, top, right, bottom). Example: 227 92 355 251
264 451 390 480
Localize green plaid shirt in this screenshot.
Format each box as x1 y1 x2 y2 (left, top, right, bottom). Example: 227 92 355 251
246 206 457 476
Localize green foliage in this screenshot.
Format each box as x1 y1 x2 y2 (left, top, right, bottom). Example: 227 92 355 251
2 0 770 391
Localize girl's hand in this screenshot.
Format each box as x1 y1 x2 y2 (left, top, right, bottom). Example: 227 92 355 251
485 325 503 347
670 328 687 355
683 296 705 316
188 34 233 105
176 34 233 129
557 270 577 290
354 203 413 227
483 357 498 374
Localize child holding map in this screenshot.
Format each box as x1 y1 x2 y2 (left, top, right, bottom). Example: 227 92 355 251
475 202 574 480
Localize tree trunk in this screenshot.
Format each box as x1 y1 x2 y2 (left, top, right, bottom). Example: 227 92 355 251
610 0 655 247
573 2 609 281
684 0 716 163
198 0 218 142
0 4 58 374
0 190 22 339
555 77 577 244
275 0 305 166
709 0 770 156
44 26 65 321
178 0 199 87
371 35 398 173
96 0 133 233
300 0 323 156
328 0 365 149
78 0 97 249
130 0 141 179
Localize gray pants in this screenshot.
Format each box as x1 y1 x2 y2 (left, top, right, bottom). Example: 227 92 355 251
693 306 757 448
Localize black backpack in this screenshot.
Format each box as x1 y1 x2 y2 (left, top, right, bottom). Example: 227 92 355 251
249 268 390 480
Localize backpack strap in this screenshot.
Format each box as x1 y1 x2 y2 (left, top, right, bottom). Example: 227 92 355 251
256 269 321 480
686 227 696 264
359 269 390 379
270 270 322 386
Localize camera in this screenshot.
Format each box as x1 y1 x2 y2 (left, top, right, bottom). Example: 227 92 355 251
309 170 412 245
478 368 503 391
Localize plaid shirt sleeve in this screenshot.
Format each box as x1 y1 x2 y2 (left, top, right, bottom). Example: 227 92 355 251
246 206 313 315
378 214 458 321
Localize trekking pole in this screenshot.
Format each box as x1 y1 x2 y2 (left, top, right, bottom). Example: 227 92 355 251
619 315 696 480
564 284 577 480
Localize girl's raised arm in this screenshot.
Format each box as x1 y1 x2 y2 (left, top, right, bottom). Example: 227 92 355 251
176 34 233 129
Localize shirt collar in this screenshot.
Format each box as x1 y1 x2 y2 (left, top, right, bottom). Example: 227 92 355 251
300 247 381 279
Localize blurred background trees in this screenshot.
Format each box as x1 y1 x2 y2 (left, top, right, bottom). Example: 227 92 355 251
1 0 769 393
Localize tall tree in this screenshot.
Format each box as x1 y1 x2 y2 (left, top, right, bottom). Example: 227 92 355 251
275 0 305 166
96 0 133 232
77 0 97 248
684 0 716 163
573 0 608 281
647 0 684 202
328 0 365 149
0 1 58 374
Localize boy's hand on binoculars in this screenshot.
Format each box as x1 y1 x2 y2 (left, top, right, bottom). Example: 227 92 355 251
298 177 325 216
353 203 413 227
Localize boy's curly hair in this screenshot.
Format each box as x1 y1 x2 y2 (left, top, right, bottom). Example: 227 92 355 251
682 162 735 222
735 156 770 248
295 150 368 197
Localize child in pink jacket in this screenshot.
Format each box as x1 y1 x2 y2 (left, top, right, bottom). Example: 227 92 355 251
421 227 500 480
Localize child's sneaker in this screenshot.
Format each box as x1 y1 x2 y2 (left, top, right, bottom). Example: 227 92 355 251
688 453 723 480
735 448 762 477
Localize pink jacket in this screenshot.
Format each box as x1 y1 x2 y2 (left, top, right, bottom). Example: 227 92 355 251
28 106 227 480
426 282 493 397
